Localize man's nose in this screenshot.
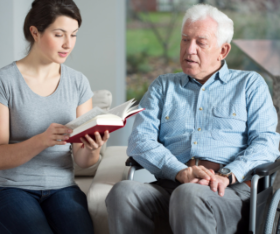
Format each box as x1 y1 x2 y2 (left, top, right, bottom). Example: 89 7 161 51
186 40 196 55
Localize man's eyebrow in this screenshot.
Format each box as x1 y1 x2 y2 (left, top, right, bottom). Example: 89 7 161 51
181 34 208 40
52 28 79 33
198 36 208 40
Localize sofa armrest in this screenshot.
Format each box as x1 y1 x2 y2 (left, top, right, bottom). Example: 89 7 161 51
87 146 129 234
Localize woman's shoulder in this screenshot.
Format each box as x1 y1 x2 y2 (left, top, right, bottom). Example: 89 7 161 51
62 64 86 79
0 62 18 84
0 62 17 76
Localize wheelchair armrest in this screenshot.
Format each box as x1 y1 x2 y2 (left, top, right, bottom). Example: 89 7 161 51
253 159 280 176
125 157 143 168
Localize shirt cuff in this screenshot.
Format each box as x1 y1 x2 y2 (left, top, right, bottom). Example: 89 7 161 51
225 161 251 183
162 161 188 181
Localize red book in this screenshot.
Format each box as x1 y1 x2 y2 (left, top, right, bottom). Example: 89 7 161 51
65 99 144 143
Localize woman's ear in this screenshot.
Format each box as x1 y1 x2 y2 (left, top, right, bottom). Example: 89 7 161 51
218 43 231 61
29 26 40 42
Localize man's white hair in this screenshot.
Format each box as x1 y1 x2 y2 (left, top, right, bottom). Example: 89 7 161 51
181 4 234 46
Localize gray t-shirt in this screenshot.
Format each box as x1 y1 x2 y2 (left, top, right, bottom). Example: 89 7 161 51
0 62 94 190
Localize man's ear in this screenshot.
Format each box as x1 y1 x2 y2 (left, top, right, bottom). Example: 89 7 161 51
218 43 231 61
29 26 40 42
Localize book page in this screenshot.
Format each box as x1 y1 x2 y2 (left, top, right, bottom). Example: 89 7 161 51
65 106 108 129
108 99 136 120
125 105 145 117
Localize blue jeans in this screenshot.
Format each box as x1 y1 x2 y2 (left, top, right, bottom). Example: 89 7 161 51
0 185 94 234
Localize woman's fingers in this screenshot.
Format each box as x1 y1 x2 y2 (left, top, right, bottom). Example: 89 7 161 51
103 131 110 141
94 132 103 146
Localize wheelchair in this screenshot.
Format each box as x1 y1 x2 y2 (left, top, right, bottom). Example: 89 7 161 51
126 157 280 234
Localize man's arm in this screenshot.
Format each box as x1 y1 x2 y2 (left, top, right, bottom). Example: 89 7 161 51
223 73 279 183
127 77 215 182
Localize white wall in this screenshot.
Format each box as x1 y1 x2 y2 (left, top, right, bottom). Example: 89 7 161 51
65 0 126 109
0 0 129 146
0 0 32 67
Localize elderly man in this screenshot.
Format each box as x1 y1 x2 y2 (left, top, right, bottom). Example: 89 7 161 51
106 4 279 234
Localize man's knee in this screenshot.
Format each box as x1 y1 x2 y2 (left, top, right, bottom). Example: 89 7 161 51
106 180 138 207
170 183 211 209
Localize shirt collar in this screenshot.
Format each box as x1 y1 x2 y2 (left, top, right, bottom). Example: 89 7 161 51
182 60 230 87
217 60 230 83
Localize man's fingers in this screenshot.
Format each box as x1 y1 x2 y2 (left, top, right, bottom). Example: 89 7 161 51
189 178 200 184
197 179 211 185
193 166 216 181
218 183 226 197
210 178 218 192
201 167 216 181
209 169 215 175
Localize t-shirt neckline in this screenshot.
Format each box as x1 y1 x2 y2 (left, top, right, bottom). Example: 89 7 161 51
13 61 64 99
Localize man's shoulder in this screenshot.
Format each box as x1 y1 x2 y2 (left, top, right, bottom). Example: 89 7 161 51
229 69 262 81
228 69 267 87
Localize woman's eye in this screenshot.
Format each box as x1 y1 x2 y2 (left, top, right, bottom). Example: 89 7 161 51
71 35 77 37
55 35 63 37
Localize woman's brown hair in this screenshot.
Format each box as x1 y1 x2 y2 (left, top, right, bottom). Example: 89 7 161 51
24 0 82 52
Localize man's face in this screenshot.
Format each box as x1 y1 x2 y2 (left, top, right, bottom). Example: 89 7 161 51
180 17 223 83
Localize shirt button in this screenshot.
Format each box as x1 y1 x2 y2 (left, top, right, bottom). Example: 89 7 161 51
202 88 205 91
198 128 201 131
233 113 236 116
199 107 203 111
193 141 197 145
242 176 245 179
165 116 169 120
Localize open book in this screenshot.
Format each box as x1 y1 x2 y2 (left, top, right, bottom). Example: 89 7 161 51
65 99 144 143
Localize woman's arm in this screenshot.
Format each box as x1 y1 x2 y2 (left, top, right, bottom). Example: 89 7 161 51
0 103 72 170
72 98 109 168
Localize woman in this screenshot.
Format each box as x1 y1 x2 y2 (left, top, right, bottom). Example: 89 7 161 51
0 0 109 233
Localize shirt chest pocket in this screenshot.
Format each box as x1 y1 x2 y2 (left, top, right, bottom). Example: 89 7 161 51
160 106 194 136
212 105 247 131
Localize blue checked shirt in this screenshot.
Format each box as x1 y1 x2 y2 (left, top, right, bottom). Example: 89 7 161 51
127 61 280 183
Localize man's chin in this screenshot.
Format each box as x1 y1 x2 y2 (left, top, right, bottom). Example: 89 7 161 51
182 68 198 78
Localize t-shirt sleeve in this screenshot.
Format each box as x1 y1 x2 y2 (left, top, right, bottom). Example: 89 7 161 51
0 77 9 107
78 74 94 106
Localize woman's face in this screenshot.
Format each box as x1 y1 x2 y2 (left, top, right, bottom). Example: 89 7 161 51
35 16 79 64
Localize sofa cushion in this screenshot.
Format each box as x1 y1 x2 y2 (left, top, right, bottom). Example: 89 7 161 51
92 90 112 111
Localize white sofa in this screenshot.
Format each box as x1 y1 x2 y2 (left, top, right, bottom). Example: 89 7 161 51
73 90 129 234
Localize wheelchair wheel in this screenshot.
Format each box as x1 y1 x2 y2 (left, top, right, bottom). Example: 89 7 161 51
265 188 280 234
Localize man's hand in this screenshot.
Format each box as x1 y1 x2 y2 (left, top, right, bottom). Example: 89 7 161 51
209 173 237 197
175 166 216 185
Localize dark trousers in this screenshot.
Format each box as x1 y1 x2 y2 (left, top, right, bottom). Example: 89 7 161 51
0 185 94 234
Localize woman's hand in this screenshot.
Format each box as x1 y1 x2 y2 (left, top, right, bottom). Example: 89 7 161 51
40 123 73 147
80 130 110 151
